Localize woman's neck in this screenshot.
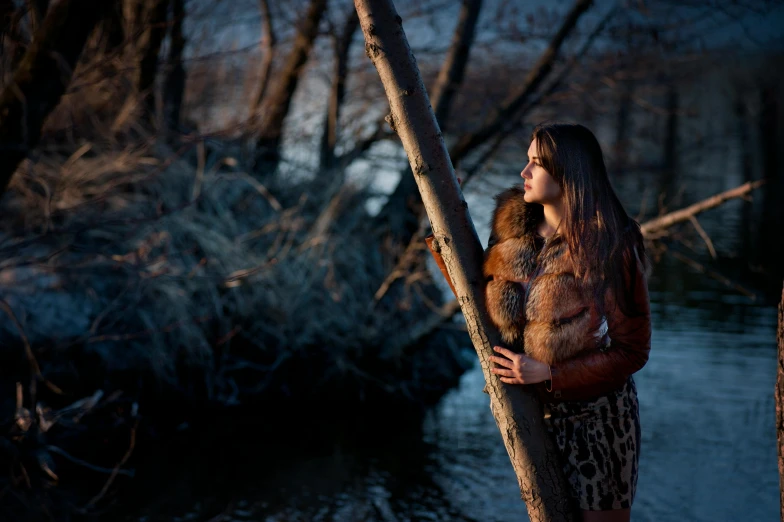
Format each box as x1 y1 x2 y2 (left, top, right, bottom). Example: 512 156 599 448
539 202 564 238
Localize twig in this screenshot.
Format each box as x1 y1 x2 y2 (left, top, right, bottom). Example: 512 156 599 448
46 445 135 477
82 418 139 510
0 299 63 399
663 244 756 300
688 215 717 259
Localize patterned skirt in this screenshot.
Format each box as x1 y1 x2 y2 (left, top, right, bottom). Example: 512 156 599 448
543 377 641 511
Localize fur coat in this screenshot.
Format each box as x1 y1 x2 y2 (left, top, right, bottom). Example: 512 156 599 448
483 186 607 366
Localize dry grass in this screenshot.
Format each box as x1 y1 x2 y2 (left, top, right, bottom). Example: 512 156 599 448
0 127 466 409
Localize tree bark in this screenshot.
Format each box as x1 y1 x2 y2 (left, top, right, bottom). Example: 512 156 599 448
249 0 276 121
0 0 115 199
373 0 483 249
163 0 185 132
319 8 360 172
353 1 576 520
777 282 784 521
255 0 327 174
135 0 169 124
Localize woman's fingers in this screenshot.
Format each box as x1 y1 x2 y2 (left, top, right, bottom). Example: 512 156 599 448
500 376 523 384
491 367 514 377
489 355 513 368
493 346 515 359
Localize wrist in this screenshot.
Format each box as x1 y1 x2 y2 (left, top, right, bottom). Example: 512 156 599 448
538 362 552 384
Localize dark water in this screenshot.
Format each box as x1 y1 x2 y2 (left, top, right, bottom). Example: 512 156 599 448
122 269 778 522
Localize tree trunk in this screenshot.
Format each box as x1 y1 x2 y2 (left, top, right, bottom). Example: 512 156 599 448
163 0 185 133
319 8 360 172
777 282 784 521
373 0 483 249
135 0 169 125
249 0 275 121
28 0 49 32
375 0 591 254
0 0 115 199
353 1 576 520
1 2 27 71
255 0 326 175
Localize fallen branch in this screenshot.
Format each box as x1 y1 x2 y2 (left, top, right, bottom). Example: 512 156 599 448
640 180 765 238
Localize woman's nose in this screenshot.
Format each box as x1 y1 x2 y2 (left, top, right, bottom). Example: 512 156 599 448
521 165 532 180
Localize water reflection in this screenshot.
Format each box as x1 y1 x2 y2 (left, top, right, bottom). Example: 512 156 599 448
125 270 778 521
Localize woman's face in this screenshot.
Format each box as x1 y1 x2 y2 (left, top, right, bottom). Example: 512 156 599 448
521 138 562 205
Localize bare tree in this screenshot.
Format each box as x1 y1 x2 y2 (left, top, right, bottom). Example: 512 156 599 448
163 0 185 132
0 0 116 198
1 1 27 70
135 0 169 123
249 0 276 121
319 7 360 172
254 0 327 175
353 0 576 520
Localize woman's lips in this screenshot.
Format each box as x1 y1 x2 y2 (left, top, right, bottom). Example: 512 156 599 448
524 183 531 190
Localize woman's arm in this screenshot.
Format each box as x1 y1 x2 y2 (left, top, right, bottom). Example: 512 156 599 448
548 248 651 391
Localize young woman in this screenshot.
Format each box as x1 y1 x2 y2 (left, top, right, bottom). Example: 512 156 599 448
483 122 651 522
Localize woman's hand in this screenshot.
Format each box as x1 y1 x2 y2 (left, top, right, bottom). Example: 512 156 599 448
490 346 551 385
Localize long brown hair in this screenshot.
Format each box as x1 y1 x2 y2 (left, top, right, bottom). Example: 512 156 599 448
532 122 648 315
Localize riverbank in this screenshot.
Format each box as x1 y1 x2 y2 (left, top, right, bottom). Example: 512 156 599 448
0 136 473 521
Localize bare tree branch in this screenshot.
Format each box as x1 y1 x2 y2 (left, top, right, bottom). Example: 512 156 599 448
255 0 327 174
249 0 276 120
449 0 593 167
319 7 360 171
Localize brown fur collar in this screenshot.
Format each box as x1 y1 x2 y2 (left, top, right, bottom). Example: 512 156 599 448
483 186 602 365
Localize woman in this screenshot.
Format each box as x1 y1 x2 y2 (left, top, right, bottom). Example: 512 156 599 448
483 123 651 521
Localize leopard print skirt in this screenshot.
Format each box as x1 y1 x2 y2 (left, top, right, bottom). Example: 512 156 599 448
543 377 640 511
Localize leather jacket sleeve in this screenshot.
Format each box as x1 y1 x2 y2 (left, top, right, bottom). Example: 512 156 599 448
549 248 651 391
425 234 458 299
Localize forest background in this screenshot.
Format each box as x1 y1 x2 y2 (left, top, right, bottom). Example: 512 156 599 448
0 0 782 520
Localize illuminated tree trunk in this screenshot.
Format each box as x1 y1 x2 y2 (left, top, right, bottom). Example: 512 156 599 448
353 1 576 520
